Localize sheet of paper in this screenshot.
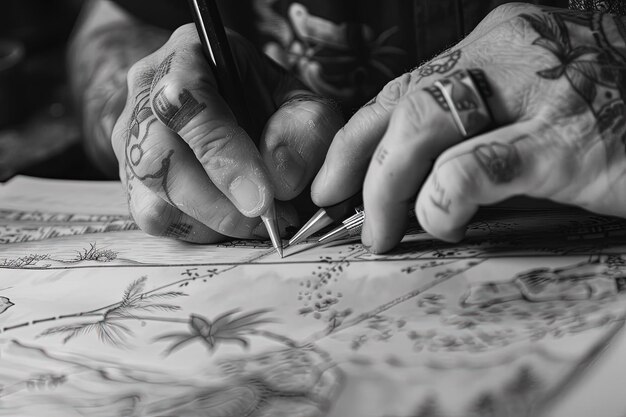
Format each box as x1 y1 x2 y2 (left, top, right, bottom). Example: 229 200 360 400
1 176 626 417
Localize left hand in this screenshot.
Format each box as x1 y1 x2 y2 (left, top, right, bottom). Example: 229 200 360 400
311 3 626 253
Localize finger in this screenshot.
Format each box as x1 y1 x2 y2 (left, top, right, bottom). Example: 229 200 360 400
310 72 414 206
311 47 480 206
259 91 344 201
112 67 276 239
360 89 462 253
126 177 226 244
361 67 503 253
416 119 559 242
149 25 274 218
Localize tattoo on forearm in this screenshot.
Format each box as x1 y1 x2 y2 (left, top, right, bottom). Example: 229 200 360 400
430 173 452 214
153 87 207 133
521 9 626 142
473 142 522 184
165 222 193 239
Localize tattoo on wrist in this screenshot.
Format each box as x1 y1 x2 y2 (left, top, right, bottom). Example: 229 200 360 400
473 142 522 184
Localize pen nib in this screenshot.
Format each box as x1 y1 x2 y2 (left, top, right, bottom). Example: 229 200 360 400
288 208 334 246
261 205 283 258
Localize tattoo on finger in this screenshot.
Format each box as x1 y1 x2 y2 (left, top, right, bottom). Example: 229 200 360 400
473 142 522 183
165 222 193 239
375 147 389 165
153 87 207 133
124 53 179 205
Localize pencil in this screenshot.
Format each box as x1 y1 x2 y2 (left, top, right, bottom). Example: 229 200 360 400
187 0 283 257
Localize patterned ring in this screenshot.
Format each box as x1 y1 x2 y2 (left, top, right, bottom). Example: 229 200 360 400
431 69 494 138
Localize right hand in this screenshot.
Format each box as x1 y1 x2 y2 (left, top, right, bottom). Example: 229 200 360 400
112 24 343 243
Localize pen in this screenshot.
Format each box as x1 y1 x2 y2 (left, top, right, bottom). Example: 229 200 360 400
188 0 283 257
287 193 363 246
318 209 364 244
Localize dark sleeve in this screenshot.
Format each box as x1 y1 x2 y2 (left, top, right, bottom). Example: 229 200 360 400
109 0 191 30
569 0 626 14
108 0 256 36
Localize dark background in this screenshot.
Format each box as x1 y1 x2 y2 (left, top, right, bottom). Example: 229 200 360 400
0 0 570 183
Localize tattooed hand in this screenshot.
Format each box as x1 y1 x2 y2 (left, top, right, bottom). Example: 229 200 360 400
311 3 626 252
111 24 343 243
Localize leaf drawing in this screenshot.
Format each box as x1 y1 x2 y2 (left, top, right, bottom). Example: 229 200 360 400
154 309 276 355
39 276 186 345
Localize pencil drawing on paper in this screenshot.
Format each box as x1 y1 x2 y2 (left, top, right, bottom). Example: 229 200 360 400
2 178 626 416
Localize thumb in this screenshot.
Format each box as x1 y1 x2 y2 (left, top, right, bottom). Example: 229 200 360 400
259 91 344 201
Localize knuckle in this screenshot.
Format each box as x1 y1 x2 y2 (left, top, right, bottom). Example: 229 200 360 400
376 73 412 110
127 60 151 88
190 124 242 169
170 23 197 42
394 93 430 135
487 3 529 21
138 143 174 173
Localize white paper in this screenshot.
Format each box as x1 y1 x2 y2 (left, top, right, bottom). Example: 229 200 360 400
1 176 626 416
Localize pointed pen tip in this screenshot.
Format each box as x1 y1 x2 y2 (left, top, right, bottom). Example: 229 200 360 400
288 208 334 246
260 205 283 258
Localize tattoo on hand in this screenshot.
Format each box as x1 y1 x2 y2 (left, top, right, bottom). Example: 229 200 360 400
414 50 462 81
473 142 522 184
521 9 626 143
430 173 452 214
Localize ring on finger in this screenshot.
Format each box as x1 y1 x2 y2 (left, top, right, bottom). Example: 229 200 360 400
430 69 494 138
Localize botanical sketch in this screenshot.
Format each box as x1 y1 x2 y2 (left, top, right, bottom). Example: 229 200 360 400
1 177 626 416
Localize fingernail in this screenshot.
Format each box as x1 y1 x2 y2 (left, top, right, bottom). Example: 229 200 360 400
273 145 306 192
229 176 262 215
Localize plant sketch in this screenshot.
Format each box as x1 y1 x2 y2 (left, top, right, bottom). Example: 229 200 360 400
154 309 276 355
3 186 626 417
39 276 185 345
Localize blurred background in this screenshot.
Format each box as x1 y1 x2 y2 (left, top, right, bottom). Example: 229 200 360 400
0 0 569 184
0 0 99 182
